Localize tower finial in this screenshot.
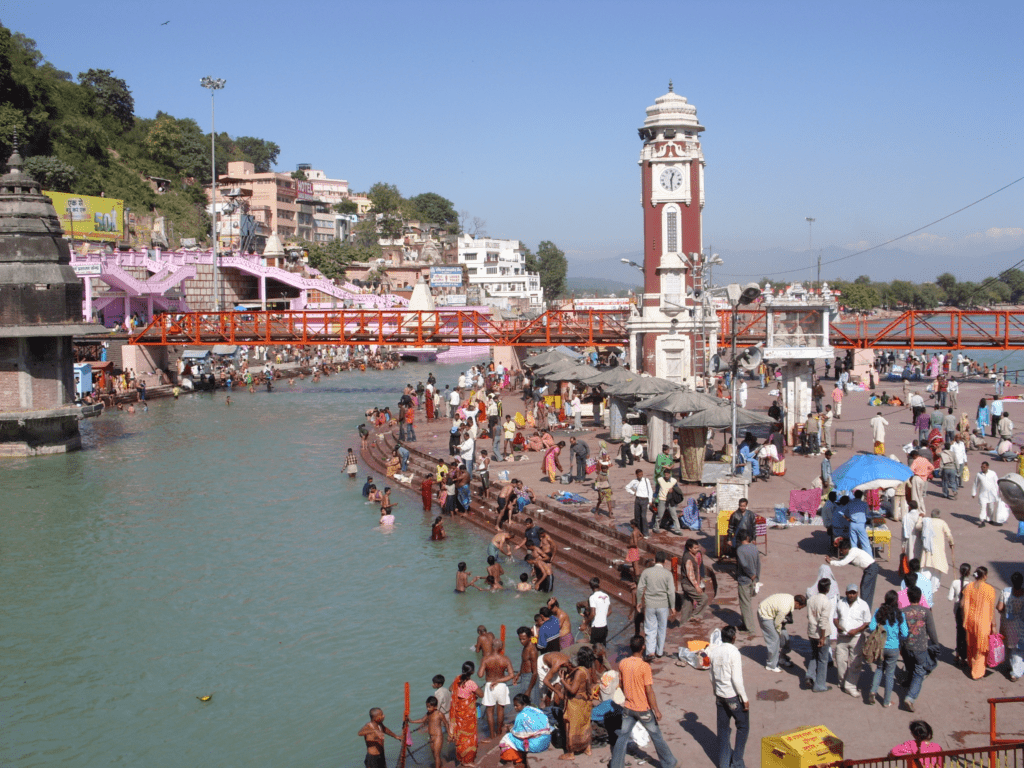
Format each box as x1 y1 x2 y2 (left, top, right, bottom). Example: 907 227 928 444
7 128 24 172
668 79 673 93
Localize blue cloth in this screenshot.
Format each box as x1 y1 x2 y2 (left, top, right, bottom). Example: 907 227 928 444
502 705 552 753
457 485 471 511
868 612 909 649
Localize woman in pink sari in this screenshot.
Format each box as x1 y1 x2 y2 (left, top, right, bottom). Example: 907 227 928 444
543 441 565 483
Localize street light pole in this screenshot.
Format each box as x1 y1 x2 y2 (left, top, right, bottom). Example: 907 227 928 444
201 76 226 312
805 217 816 288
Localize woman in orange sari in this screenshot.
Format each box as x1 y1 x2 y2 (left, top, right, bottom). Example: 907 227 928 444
962 566 998 679
449 661 481 766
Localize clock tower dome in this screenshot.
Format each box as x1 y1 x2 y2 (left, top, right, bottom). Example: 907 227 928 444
627 83 715 386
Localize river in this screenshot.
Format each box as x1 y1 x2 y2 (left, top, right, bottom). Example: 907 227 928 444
1 363 590 766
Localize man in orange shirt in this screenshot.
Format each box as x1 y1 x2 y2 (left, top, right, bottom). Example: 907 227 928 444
609 635 678 768
405 401 417 442
909 450 934 515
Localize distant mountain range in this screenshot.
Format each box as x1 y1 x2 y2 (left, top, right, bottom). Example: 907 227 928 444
565 276 640 295
567 246 1024 286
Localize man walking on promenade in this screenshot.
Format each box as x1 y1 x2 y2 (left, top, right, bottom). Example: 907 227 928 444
609 635 678 768
677 539 710 624
625 468 655 538
972 461 1000 527
735 531 760 633
805 578 834 692
569 436 590 484
710 625 750 768
833 583 871 696
832 383 844 418
870 412 888 454
637 550 675 658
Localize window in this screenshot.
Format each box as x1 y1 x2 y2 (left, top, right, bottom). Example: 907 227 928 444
463 252 477 261
486 267 497 275
666 210 678 253
662 271 682 306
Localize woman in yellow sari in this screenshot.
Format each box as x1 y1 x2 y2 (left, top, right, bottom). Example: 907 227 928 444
962 566 998 679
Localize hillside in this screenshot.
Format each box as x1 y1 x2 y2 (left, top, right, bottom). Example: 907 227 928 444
0 24 278 247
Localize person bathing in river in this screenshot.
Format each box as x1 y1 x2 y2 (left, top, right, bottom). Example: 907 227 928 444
407 697 448 768
455 562 485 593
486 555 505 588
358 708 401 768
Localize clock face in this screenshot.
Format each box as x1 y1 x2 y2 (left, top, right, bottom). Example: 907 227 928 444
659 166 683 192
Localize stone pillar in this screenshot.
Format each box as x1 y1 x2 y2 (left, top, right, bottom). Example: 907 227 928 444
609 396 626 441
84 276 92 321
647 410 671 465
260 274 266 310
491 346 523 372
851 349 874 385
146 294 153 321
782 361 814 441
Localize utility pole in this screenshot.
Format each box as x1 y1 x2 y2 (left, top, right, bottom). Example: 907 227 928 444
201 76 226 312
817 252 821 290
805 217 816 288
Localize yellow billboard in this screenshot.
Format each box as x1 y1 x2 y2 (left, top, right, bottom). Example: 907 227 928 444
46 191 124 242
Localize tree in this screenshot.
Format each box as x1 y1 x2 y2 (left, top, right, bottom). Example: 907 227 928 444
999 268 1024 303
333 199 358 215
913 283 944 309
459 209 487 237
24 155 77 191
535 240 568 299
367 181 404 241
837 282 879 312
232 136 279 172
853 275 872 285
405 192 458 230
78 68 134 130
936 272 958 294
290 169 307 180
522 245 536 273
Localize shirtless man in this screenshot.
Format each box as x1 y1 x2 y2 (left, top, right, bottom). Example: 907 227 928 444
537 650 570 704
454 464 472 515
474 625 496 656
547 598 573 649
488 530 520 560
408 696 448 768
357 708 401 768
496 483 517 529
455 562 483 593
478 642 515 739
514 626 539 702
526 554 553 592
486 556 505 588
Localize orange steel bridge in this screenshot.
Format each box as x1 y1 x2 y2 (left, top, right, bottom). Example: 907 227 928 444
129 308 1024 350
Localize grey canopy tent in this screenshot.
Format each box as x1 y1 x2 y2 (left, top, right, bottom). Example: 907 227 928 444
636 390 727 414
673 403 777 429
605 374 680 399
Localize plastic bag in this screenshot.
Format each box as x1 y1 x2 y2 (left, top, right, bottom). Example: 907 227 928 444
631 721 651 748
708 628 723 648
995 500 1011 525
677 647 711 669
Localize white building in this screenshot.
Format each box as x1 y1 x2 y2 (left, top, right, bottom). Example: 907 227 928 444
296 166 350 206
457 234 544 309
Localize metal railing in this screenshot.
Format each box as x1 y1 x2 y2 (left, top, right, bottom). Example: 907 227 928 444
829 741 1024 768
990 697 1024 746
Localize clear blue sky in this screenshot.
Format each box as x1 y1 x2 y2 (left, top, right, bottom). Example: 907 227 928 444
5 0 1022 282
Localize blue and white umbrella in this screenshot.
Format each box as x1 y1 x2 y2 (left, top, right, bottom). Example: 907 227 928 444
831 454 913 493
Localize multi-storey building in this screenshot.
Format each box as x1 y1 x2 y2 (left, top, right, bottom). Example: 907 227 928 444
457 234 544 310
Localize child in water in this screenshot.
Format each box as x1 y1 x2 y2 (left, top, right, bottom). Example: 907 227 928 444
379 508 395 526
380 487 395 515
367 484 383 503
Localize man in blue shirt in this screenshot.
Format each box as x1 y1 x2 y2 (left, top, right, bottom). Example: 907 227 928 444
845 490 870 552
362 476 374 497
535 607 561 653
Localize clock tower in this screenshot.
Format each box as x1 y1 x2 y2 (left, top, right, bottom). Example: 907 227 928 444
627 83 715 387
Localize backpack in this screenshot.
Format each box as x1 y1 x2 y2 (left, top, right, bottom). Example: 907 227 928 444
861 624 887 664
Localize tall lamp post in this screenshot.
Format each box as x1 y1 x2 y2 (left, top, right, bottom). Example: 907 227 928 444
805 217 816 288
621 258 645 370
725 282 763 474
201 76 226 312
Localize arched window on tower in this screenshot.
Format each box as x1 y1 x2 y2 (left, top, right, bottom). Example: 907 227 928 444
662 204 681 254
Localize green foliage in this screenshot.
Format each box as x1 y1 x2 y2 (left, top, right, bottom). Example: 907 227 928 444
833 281 878 311
231 137 279 173
290 169 307 180
999 269 1024 303
522 245 536 273
404 192 458 229
333 199 359 215
306 223 381 279
24 155 77 191
367 182 404 241
78 68 134 131
535 240 568 298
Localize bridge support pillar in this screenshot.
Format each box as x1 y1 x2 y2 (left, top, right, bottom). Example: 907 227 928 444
84 275 92 321
781 361 814 442
492 346 523 373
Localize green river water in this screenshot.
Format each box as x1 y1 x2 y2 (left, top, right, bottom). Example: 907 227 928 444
1 363 591 766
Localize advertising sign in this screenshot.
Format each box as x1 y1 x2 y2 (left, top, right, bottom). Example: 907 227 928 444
439 294 467 306
430 266 463 287
296 180 314 201
47 191 124 242
72 263 102 276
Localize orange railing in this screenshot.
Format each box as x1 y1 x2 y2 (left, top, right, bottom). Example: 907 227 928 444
990 697 1024 746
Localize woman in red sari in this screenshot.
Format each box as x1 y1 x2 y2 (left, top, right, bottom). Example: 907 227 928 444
449 661 481 766
420 475 434 513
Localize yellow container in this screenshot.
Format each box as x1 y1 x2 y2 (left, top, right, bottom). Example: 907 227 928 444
762 725 843 768
717 510 732 557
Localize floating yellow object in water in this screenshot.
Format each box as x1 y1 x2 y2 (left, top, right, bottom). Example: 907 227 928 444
197 695 212 702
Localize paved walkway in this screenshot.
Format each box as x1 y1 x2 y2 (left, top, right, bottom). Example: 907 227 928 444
400 376 1024 766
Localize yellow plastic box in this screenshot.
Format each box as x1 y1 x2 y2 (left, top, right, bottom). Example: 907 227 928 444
762 725 843 768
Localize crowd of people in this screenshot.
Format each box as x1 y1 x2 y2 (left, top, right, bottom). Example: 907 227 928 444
348 352 1024 768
